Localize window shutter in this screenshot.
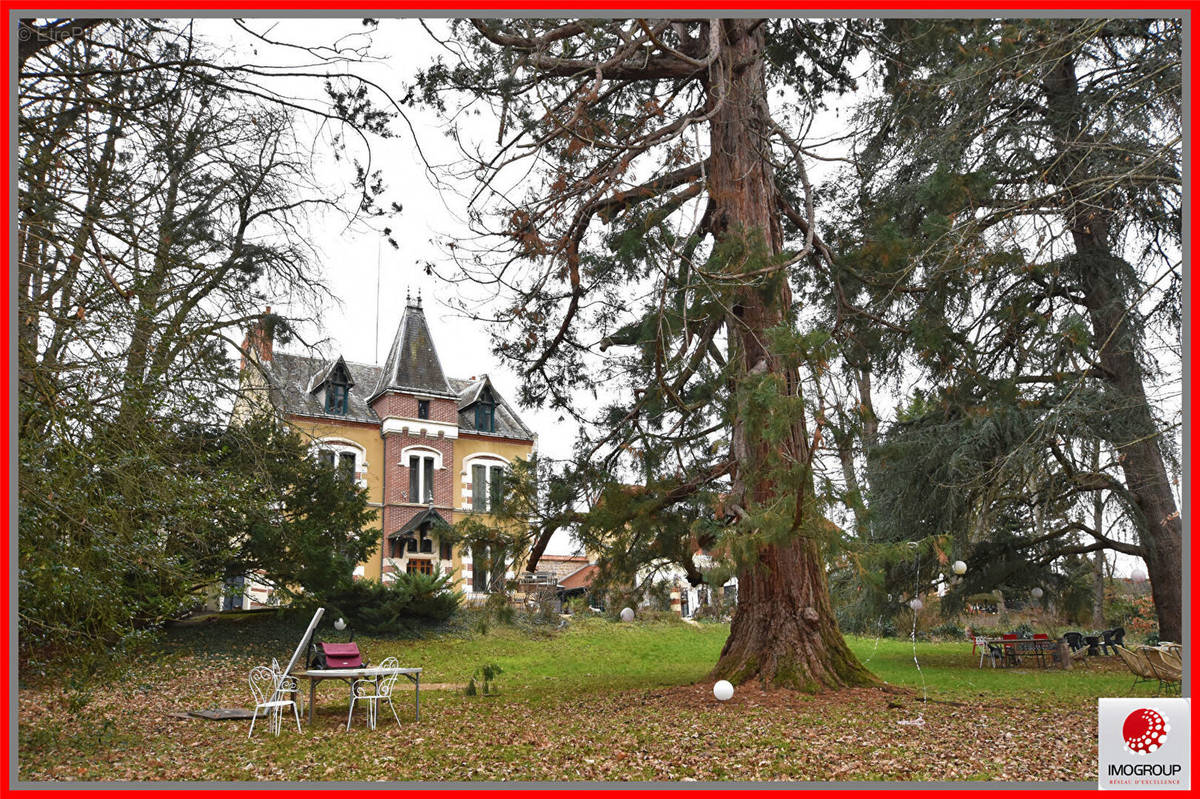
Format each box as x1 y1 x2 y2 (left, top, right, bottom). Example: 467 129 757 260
472 465 487 511
490 545 506 591
472 545 489 592
490 467 504 510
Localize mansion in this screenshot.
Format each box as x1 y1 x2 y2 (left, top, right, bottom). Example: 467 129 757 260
233 294 537 604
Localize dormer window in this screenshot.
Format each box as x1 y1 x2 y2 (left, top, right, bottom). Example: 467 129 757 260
315 359 354 416
418 399 430 419
474 388 496 433
325 378 350 415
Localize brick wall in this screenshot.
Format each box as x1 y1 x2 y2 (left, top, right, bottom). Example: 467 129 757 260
371 392 457 423
382 433 454 508
537 556 591 581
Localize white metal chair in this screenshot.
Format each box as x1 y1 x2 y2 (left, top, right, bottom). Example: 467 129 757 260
248 664 302 738
975 636 1000 668
347 656 403 731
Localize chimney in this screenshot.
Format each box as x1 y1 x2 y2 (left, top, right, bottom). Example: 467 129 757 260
241 306 274 368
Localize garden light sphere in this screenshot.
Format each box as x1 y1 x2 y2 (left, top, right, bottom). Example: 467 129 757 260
952 560 967 575
1031 587 1044 599
333 617 347 631
620 607 635 622
713 680 734 701
909 598 924 611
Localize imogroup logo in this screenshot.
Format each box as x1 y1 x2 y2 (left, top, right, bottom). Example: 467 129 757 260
1099 698 1190 790
1123 708 1170 755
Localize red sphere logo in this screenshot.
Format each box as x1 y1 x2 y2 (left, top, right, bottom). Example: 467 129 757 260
1123 708 1170 754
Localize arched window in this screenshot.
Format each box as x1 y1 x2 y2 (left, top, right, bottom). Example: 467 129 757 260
401 446 442 505
464 453 509 512
313 439 366 486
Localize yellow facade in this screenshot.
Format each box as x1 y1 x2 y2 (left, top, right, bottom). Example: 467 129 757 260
283 417 536 587
285 416 387 580
450 433 536 583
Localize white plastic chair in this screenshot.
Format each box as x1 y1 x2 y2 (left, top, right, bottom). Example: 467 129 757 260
347 656 402 731
975 637 999 668
248 664 302 738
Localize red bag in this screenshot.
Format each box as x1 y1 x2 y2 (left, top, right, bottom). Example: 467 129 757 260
317 642 363 669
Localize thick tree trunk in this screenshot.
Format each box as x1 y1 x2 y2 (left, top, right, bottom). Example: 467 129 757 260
1091 445 1107 629
1044 51 1182 643
704 19 872 690
1078 261 1183 641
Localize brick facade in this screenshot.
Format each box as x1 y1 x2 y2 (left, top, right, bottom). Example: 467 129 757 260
380 431 454 509
371 392 457 424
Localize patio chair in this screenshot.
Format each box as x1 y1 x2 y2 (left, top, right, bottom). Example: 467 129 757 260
1113 646 1158 694
1063 632 1085 652
1001 633 1021 667
346 657 403 731
1084 635 1102 656
1032 634 1056 666
1100 628 1124 655
1142 647 1182 697
974 636 1002 668
248 664 302 738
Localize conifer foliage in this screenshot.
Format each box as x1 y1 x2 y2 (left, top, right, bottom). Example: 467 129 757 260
415 19 876 689
835 19 1182 641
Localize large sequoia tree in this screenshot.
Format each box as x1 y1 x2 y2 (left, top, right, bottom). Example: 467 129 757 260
414 18 874 689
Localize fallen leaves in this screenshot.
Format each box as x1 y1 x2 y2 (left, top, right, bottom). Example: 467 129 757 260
17 621 1123 783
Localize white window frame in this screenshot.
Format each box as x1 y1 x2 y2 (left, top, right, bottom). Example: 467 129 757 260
463 453 510 512
402 445 442 505
312 438 367 488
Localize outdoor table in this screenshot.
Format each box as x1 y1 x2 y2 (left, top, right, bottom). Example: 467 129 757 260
980 638 1058 668
292 666 422 725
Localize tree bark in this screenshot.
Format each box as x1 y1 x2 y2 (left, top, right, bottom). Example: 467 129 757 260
704 19 873 690
1091 444 1107 630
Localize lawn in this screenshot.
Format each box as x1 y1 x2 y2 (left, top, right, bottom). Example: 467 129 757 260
18 612 1142 783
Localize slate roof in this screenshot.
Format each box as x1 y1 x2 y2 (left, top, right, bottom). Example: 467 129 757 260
264 353 383 425
388 507 451 540
306 355 353 394
448 375 536 441
259 307 535 440
370 302 457 400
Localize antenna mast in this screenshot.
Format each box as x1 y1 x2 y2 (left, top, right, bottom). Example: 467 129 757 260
374 238 382 364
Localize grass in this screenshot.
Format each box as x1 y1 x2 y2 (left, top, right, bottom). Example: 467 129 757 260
847 636 1135 702
17 611 1144 783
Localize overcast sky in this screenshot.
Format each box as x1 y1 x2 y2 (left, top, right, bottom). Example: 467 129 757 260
196 17 1172 574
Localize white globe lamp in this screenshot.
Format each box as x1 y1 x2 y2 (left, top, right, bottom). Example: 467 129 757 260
619 607 635 622
952 560 967 576
1030 587 1044 600
333 617 347 631
909 598 924 611
713 680 734 701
